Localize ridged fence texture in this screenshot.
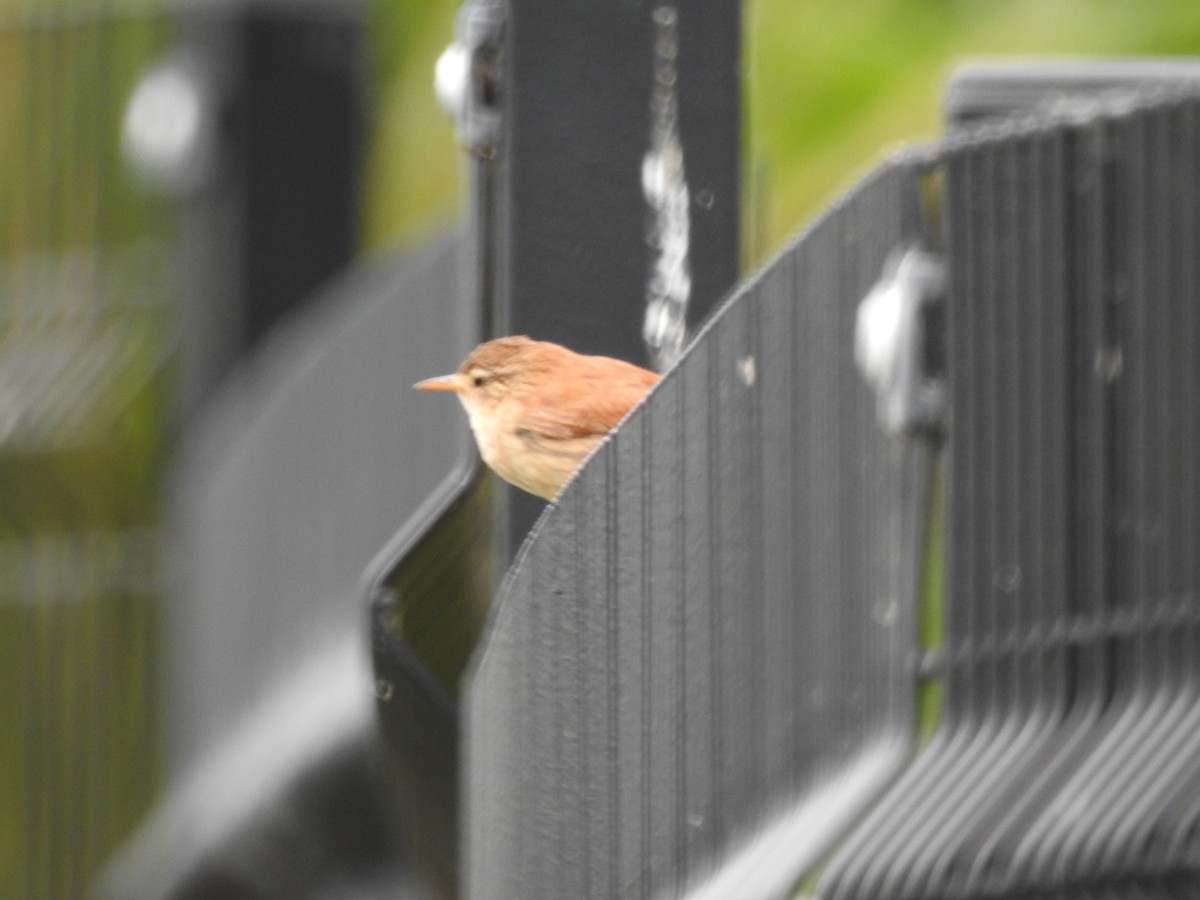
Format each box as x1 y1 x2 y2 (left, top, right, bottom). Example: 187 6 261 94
452 87 1200 899
463 155 938 900
817 89 1200 898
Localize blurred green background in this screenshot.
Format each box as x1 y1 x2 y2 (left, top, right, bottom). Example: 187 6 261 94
365 0 1200 258
5 0 1200 897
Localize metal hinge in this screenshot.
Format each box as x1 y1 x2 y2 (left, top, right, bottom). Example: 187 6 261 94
855 246 947 437
434 0 504 158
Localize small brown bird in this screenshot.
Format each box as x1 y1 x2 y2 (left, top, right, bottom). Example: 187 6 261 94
415 336 660 499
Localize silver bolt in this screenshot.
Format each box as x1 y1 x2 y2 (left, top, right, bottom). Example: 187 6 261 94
434 41 471 124
855 247 946 436
121 58 215 194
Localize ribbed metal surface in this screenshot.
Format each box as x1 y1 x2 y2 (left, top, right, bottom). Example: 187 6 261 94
174 237 476 770
464 156 935 900
817 89 1200 898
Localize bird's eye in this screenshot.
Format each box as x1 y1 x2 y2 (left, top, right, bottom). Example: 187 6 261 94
473 374 486 388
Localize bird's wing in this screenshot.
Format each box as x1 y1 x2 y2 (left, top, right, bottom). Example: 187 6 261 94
517 366 659 442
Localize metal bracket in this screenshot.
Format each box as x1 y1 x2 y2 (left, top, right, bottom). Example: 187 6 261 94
435 0 504 158
855 246 946 436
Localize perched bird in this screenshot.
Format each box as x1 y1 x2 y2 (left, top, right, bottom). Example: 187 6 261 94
415 336 660 499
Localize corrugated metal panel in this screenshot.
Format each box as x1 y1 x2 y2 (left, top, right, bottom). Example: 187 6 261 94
817 88 1200 899
464 155 937 900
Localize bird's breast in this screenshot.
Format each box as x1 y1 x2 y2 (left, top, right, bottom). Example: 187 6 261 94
460 397 596 499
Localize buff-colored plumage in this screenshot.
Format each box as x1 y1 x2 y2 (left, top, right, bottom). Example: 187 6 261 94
415 336 660 499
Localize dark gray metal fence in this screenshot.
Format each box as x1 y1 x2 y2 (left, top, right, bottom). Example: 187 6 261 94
20 0 1200 894
415 81 1200 900
818 86 1200 899
463 154 937 899
105 238 472 900
369 4 743 897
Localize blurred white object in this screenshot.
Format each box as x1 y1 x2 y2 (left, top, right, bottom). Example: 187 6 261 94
122 58 216 194
433 0 503 157
435 41 471 123
855 247 946 436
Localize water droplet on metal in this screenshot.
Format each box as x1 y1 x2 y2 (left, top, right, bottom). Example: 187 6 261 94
873 598 898 627
994 564 1022 593
737 356 756 387
1095 346 1123 382
374 678 394 702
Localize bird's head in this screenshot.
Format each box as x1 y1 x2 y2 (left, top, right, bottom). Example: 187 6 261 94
414 335 544 414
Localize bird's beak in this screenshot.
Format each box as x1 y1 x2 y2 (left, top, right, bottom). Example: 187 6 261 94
413 373 465 392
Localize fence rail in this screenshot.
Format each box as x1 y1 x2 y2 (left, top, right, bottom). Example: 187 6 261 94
448 85 1200 899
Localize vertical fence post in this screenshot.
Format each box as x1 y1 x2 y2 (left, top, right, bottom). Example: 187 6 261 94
169 0 364 411
489 0 741 552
